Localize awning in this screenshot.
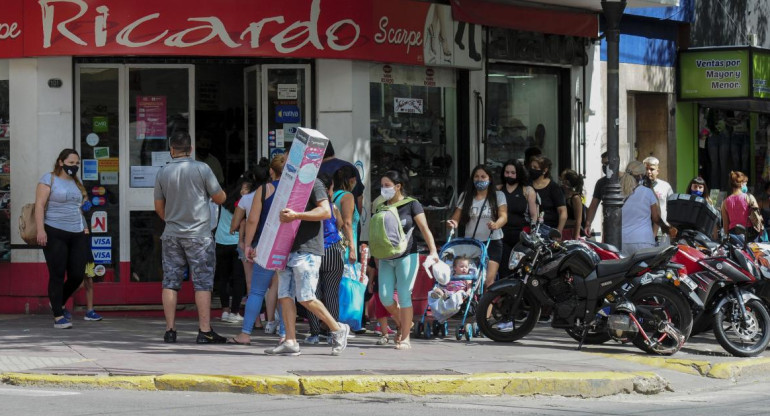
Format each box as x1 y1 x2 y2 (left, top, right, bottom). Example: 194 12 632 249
451 0 599 38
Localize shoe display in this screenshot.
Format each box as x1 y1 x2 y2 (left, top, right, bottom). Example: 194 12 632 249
53 317 72 329
303 334 320 345
196 329 227 344
331 323 350 356
84 310 103 321
264 342 301 356
164 329 177 343
264 320 277 334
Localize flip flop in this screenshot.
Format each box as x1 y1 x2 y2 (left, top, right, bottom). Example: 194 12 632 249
226 337 251 345
395 338 412 350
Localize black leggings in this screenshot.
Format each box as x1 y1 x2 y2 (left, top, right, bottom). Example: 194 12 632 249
309 242 345 335
215 243 245 311
43 225 89 318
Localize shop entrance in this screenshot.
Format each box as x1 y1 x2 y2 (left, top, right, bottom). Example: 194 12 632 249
631 93 670 179
75 60 310 307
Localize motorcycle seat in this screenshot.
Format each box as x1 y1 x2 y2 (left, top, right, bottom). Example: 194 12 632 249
589 241 620 253
596 246 669 276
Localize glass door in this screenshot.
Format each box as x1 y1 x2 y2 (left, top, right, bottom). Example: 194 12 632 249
261 65 311 160
244 65 261 168
125 65 194 302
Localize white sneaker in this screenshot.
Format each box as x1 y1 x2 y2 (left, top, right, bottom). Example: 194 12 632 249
494 321 514 333
227 313 244 323
264 320 277 334
221 311 231 321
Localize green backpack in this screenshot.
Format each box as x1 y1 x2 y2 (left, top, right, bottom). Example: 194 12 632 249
369 197 416 259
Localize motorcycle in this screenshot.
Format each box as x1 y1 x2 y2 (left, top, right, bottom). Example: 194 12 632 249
673 226 770 357
478 227 694 355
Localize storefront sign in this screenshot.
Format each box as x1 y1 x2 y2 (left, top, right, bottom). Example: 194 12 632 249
86 133 99 146
100 171 118 185
1 0 482 69
130 165 160 188
753 51 770 99
90 211 108 233
278 84 298 100
82 159 98 180
679 49 750 99
370 64 455 88
92 116 108 133
275 105 301 123
98 157 119 172
93 147 109 159
394 97 424 114
136 96 167 140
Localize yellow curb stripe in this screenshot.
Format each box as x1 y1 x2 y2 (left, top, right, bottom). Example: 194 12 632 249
2 371 666 397
590 353 713 376
707 357 770 380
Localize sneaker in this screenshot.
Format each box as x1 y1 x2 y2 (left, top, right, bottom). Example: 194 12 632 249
303 334 320 345
53 317 72 329
374 323 383 335
196 329 227 344
264 341 301 356
227 313 244 323
264 320 277 334
494 321 514 333
84 310 103 321
62 308 72 321
164 329 177 343
331 322 350 356
221 311 231 321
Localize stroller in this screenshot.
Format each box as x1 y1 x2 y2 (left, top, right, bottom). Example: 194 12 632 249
415 229 489 341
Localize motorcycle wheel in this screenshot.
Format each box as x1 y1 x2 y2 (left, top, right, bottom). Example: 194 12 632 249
630 284 693 355
475 287 541 342
713 298 770 357
564 327 612 344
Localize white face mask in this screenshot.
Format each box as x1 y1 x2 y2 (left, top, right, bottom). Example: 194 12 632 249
381 186 397 200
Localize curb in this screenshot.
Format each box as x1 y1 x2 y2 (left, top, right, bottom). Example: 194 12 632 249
594 353 770 380
1 371 668 397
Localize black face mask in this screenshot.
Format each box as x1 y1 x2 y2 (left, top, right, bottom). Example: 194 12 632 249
601 164 608 176
529 169 543 179
504 177 517 185
63 165 79 177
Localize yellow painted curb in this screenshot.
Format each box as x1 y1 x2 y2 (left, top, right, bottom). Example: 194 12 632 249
300 372 666 397
155 374 300 394
1 373 156 390
591 353 713 376
707 357 770 380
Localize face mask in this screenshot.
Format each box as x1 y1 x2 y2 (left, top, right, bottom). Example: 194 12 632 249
691 190 703 197
529 169 543 179
503 177 517 185
601 164 608 176
63 165 79 177
381 186 396 200
741 185 748 194
474 180 490 191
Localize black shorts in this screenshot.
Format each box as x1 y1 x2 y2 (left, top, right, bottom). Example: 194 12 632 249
486 239 503 264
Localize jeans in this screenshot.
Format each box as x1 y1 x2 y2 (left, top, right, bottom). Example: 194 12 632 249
241 263 284 335
707 133 731 191
730 133 751 177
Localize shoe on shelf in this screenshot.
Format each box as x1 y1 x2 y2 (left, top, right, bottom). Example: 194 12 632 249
331 323 350 356
493 321 514 333
53 317 72 329
84 310 103 321
196 329 227 344
264 342 300 356
164 329 177 343
221 311 231 321
303 334 320 345
264 320 277 334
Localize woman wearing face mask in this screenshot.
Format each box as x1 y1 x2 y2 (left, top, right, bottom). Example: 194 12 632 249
35 149 90 329
721 171 756 243
620 161 676 256
498 160 537 268
374 170 439 350
528 156 567 236
447 165 508 288
559 169 585 241
686 177 720 239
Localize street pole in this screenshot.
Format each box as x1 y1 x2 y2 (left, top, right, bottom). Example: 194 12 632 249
601 0 626 249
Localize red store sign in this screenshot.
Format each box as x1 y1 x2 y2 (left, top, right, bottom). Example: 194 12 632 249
0 0 483 69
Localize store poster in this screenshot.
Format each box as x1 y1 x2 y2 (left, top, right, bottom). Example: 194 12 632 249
679 49 750 100
753 51 770 99
136 96 167 140
82 159 98 181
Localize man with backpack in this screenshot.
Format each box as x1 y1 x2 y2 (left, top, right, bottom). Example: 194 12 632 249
264 177 351 356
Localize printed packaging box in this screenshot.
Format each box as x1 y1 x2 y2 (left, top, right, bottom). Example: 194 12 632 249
255 127 329 270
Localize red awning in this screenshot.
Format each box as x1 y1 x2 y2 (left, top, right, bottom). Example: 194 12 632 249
451 0 599 38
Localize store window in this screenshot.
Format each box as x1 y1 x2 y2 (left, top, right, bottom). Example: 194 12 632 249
0 73 9 261
698 107 755 193
369 64 457 242
485 64 561 177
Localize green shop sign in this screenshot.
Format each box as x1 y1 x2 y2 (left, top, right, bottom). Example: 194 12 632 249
754 51 770 99
680 49 750 99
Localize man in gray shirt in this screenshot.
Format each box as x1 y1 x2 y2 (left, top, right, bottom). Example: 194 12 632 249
154 132 226 344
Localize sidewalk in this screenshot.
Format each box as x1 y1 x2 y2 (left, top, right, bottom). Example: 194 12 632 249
1 314 769 396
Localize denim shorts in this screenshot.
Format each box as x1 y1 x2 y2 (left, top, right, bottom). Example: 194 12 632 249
277 251 321 302
161 235 216 291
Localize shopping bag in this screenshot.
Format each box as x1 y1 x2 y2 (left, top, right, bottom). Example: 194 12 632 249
338 262 366 331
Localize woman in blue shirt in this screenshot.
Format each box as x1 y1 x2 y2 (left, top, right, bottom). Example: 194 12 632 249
332 165 360 263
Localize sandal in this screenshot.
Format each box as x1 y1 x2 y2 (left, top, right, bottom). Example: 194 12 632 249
395 338 412 350
395 321 414 345
376 336 389 345
226 337 251 346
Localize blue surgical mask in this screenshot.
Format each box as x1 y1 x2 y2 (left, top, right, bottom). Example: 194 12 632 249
741 185 748 194
474 180 490 191
691 190 703 197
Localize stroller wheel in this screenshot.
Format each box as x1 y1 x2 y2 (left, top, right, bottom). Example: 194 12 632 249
465 323 473 341
443 322 450 338
456 324 464 341
424 323 432 339
473 322 483 338
416 322 424 337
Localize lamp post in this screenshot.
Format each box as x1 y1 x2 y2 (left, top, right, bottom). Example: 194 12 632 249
601 0 626 249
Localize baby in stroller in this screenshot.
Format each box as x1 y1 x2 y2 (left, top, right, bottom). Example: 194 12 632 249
427 256 475 329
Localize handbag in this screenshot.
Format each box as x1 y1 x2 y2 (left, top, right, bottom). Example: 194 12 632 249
19 174 54 245
747 194 764 241
338 262 367 331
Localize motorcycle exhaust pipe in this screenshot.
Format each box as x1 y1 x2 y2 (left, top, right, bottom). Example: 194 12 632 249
627 313 685 355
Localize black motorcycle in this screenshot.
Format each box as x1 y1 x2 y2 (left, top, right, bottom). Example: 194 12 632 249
477 228 694 355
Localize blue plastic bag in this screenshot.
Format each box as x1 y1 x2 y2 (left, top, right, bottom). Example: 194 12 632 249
338 263 366 331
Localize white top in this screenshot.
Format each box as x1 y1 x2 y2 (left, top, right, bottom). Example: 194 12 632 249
238 191 256 218
457 191 507 241
622 186 658 245
651 179 673 222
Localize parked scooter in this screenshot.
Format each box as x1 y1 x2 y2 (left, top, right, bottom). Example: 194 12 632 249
478 227 694 355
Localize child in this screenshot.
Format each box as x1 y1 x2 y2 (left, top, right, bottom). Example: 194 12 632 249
428 256 473 324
